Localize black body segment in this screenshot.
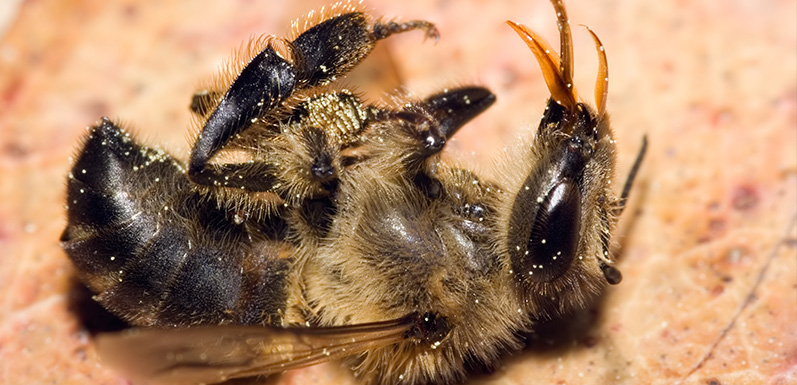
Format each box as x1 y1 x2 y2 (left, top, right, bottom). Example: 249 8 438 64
61 120 291 327
62 118 181 292
95 226 192 325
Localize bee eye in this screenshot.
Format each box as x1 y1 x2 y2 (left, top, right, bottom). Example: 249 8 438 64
525 180 581 282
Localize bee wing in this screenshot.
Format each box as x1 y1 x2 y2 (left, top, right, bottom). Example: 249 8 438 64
95 314 419 385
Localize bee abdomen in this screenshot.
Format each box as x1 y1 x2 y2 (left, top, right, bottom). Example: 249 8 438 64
62 119 290 326
91 220 290 327
61 118 183 294
92 225 191 325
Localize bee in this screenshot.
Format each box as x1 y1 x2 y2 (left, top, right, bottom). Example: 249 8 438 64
60 1 646 384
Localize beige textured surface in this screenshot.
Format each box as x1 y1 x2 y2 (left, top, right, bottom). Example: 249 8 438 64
0 1 795 384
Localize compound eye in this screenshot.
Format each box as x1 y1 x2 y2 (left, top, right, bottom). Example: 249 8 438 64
525 180 581 282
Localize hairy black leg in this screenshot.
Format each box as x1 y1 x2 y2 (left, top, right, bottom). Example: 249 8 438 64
188 12 438 191
387 86 496 197
188 44 295 185
187 127 335 195
192 162 282 191
372 86 495 160
422 86 496 145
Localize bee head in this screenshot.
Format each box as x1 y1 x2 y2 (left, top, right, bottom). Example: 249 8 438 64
505 0 620 316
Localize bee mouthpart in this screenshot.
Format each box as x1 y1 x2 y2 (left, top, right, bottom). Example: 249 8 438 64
583 25 609 117
509 0 611 119
506 19 576 114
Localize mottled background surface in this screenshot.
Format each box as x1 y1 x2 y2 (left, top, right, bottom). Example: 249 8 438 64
0 0 795 384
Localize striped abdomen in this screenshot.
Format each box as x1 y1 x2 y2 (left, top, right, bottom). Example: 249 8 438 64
61 118 292 327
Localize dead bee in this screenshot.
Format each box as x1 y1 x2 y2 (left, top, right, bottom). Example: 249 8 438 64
61 1 646 384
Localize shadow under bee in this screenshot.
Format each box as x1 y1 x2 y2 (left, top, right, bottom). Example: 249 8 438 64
66 277 129 335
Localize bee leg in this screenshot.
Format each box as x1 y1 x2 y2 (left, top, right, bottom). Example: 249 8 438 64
598 135 647 284
187 40 298 188
393 86 495 198
188 12 437 191
421 86 496 143
598 213 623 285
371 19 439 42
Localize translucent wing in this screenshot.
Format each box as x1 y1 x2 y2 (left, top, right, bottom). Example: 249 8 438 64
96 314 422 385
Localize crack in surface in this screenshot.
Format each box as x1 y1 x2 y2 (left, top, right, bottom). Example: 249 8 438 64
680 213 797 381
